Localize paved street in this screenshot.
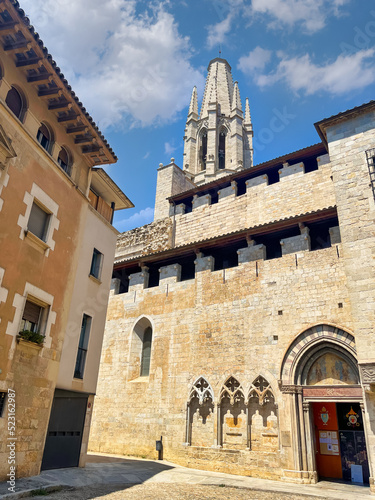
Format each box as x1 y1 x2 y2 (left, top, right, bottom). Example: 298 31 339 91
0 453 372 499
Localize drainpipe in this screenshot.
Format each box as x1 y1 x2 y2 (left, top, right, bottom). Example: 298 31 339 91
110 202 115 224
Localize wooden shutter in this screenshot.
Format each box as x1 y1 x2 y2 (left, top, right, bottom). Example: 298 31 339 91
23 300 42 324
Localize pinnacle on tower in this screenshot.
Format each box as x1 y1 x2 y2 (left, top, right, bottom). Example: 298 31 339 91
188 86 198 117
232 81 242 112
245 97 252 125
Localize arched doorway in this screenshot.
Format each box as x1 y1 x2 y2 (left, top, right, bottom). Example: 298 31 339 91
280 324 371 485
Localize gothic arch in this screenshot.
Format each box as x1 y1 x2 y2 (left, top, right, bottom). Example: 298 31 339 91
189 376 214 405
248 376 275 406
128 316 154 380
280 323 357 386
186 377 214 446
219 375 245 404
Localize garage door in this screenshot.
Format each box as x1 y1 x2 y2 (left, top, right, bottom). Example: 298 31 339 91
41 394 87 470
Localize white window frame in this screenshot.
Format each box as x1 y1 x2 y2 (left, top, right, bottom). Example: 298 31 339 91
17 183 60 257
6 282 56 349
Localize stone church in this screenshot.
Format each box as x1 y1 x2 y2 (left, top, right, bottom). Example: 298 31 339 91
89 57 375 491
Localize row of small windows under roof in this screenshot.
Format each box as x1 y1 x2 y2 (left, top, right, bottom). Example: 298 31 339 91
4 85 72 176
113 216 340 294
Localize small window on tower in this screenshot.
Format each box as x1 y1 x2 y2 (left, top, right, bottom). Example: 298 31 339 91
218 130 226 169
201 131 207 171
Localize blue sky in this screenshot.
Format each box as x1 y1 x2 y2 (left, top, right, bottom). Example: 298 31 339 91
21 0 375 231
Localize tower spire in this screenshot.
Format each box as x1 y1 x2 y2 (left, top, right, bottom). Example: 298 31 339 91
183 57 253 184
232 81 242 112
188 86 198 117
245 97 252 125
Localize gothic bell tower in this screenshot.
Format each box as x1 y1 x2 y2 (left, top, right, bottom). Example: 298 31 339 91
183 58 253 185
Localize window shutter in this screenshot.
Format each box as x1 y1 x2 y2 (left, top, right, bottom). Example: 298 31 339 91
23 300 41 324
28 203 49 241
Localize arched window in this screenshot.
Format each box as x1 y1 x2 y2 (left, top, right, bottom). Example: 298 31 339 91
140 326 152 376
58 147 72 175
218 129 226 169
37 123 53 153
200 130 207 171
6 86 26 121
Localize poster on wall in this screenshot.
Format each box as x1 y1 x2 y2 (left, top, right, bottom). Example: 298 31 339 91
319 430 340 456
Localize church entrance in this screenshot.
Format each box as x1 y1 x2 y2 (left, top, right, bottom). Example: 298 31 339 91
312 401 369 484
280 324 372 487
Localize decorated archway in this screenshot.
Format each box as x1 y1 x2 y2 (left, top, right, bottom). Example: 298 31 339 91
279 324 371 485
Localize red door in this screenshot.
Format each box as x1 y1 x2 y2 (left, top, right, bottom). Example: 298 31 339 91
312 402 343 479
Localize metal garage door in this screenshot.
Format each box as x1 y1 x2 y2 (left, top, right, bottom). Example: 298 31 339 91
41 392 87 470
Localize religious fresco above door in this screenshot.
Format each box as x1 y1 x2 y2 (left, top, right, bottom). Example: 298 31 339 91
307 352 359 386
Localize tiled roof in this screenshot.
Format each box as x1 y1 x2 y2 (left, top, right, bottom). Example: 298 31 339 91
114 206 337 267
8 0 117 161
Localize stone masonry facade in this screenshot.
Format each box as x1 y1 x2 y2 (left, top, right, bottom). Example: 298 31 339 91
89 60 375 491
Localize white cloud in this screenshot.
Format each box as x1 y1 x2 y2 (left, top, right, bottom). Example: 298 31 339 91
250 49 375 95
206 13 234 50
20 0 204 130
115 206 154 232
164 141 177 157
249 0 350 33
238 47 272 73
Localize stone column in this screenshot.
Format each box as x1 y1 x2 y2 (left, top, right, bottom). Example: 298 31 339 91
185 403 191 445
217 403 222 448
298 392 308 473
303 401 317 482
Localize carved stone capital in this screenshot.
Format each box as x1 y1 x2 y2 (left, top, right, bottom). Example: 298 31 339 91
279 384 302 395
303 402 310 412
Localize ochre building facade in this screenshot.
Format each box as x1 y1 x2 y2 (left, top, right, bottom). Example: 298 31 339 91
0 0 132 480
89 58 375 491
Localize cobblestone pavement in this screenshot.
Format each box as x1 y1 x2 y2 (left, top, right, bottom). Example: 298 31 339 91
0 454 371 500
25 483 324 499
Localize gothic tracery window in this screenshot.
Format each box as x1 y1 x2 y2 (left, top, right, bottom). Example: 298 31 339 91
187 377 214 446
248 376 278 451
219 377 247 449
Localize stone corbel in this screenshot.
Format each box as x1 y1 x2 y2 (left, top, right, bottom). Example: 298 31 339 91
360 363 375 392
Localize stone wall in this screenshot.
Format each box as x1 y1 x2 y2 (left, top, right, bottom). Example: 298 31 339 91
89 244 351 479
324 110 375 487
115 218 173 262
118 160 335 261
173 162 334 247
